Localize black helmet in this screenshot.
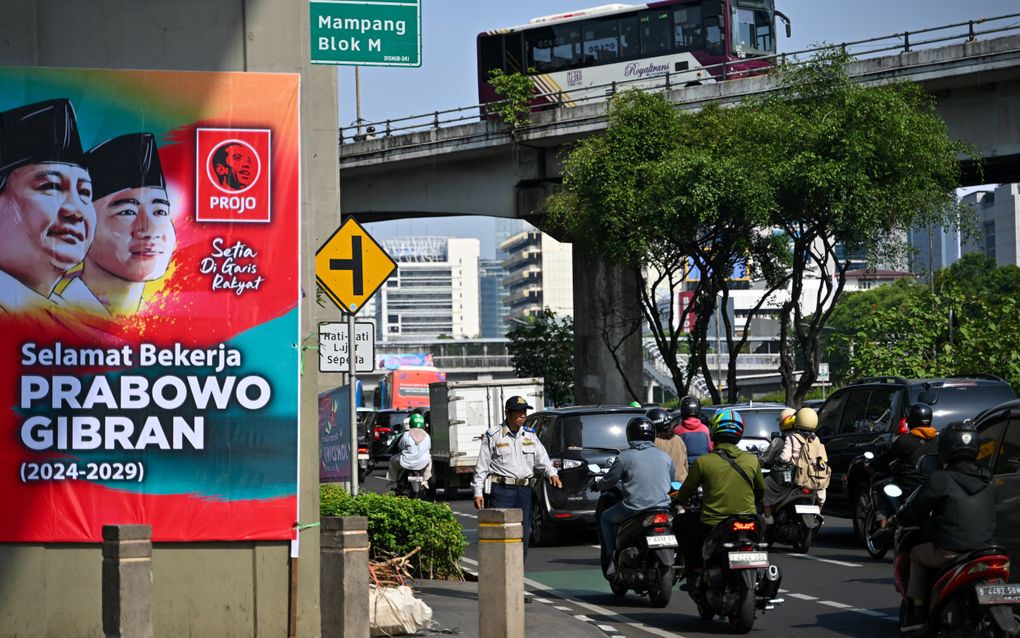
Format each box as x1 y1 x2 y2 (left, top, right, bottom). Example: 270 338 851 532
646 407 672 436
938 421 979 465
906 403 933 429
680 395 701 419
626 416 656 443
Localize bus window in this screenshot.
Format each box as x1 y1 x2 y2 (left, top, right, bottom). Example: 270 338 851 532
674 6 705 52
479 34 504 77
505 32 525 72
526 24 581 72
639 10 672 56
619 16 640 59
582 17 620 65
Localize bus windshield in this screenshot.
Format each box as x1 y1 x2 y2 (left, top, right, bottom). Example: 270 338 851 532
732 0 775 57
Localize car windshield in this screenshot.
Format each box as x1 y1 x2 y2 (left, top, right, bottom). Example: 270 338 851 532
379 412 411 428
560 413 637 452
912 384 1017 429
732 0 774 56
703 407 784 440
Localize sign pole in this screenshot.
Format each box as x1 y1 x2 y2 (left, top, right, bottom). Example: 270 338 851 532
349 310 359 497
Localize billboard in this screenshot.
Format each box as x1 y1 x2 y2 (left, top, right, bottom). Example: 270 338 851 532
318 385 352 483
0 67 300 542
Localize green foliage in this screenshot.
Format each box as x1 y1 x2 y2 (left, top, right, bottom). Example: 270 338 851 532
507 309 575 406
319 485 467 579
487 68 535 131
823 258 1020 391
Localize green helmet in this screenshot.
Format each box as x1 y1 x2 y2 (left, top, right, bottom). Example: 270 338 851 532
409 413 425 429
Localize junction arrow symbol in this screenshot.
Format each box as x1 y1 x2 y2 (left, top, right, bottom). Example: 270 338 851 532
330 235 363 295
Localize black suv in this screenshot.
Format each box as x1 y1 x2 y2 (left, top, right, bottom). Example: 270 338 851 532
814 376 1016 536
974 400 1020 580
524 405 645 546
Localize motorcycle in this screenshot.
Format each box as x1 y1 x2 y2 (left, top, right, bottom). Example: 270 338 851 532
394 467 428 499
894 525 1020 636
687 514 784 634
763 464 823 553
591 465 680 608
862 451 940 560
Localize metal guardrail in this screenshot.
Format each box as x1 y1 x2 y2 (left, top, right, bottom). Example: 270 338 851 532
340 12 1020 144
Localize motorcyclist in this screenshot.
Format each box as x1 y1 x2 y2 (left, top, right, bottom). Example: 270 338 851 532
672 409 766 588
871 402 938 518
887 421 996 631
648 407 689 482
761 407 827 524
387 412 432 491
672 395 712 466
760 408 797 523
596 416 676 576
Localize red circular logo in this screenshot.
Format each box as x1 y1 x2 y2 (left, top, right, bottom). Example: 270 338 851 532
206 139 261 193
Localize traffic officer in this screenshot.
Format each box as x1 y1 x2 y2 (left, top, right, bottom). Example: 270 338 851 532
472 395 561 556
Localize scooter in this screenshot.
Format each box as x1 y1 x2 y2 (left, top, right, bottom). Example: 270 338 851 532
592 465 680 608
763 467 823 553
688 514 784 634
395 467 427 499
894 523 1020 636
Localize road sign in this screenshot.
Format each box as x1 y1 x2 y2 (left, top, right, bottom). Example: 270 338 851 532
309 0 422 67
818 362 830 383
319 322 375 373
315 218 396 314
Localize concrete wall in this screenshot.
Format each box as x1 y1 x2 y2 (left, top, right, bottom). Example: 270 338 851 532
0 1 338 635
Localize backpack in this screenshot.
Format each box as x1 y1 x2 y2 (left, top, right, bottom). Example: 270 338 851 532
793 433 831 490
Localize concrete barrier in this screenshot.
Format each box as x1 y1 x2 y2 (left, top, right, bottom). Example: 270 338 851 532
478 508 524 638
102 524 153 638
321 516 370 637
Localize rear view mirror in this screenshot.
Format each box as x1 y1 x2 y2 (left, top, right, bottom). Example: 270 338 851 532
670 481 683 491
918 391 938 406
587 464 602 474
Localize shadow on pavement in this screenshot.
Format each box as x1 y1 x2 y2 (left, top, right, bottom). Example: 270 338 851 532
788 609 902 636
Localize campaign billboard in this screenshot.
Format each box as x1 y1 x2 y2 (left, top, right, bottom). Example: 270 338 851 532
0 67 300 542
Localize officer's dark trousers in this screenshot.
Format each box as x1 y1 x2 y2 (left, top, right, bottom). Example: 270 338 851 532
486 483 533 559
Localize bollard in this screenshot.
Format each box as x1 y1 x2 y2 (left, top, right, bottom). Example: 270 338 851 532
102 524 153 638
478 508 524 638
321 516 370 638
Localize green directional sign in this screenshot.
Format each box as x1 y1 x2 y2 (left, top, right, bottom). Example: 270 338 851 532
310 0 421 67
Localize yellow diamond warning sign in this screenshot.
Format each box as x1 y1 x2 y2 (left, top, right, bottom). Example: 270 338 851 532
315 218 396 315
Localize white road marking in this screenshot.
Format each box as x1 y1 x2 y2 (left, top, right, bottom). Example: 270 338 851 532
454 511 478 519
598 625 619 633
554 606 573 612
786 553 862 568
369 475 386 481
575 615 594 622
819 600 854 609
534 597 553 604
852 608 887 617
789 593 818 601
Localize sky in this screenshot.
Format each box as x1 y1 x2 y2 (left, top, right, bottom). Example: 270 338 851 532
341 0 1019 258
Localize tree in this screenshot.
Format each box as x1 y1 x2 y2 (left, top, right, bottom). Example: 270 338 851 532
760 49 971 406
545 91 788 403
506 309 575 406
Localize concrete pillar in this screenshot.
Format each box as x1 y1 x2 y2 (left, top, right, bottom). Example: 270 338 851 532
478 509 524 638
321 516 370 638
102 524 153 638
572 242 644 405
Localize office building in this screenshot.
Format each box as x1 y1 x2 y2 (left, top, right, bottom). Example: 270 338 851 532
500 229 574 321
479 259 510 338
377 237 480 339
962 184 1020 266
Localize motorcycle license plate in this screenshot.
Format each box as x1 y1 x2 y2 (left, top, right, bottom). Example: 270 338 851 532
728 551 769 569
646 535 678 548
795 504 821 515
357 454 370 460
975 583 1020 605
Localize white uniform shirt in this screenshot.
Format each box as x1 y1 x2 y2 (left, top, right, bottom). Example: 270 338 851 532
0 269 65 314
471 422 558 498
58 277 111 317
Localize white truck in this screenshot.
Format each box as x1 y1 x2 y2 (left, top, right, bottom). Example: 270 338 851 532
428 378 544 495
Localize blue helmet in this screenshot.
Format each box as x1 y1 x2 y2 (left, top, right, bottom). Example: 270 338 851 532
710 409 744 444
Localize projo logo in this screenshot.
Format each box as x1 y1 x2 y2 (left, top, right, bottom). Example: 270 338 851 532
196 128 272 223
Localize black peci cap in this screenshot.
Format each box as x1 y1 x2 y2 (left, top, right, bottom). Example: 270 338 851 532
0 99 86 177
86 133 166 201
504 396 533 411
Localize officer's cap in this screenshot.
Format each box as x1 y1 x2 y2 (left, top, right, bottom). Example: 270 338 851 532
505 396 533 412
0 99 86 177
86 133 166 201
